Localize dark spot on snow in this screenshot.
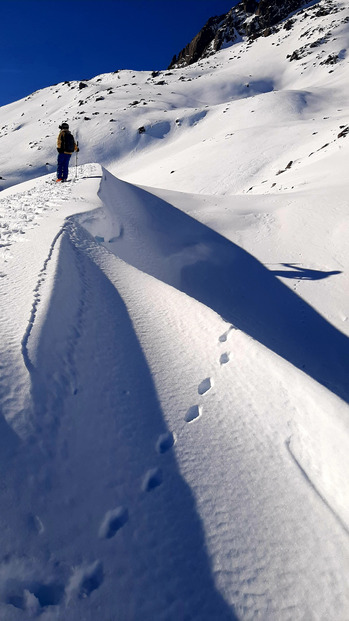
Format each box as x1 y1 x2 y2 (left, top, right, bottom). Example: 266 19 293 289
338 126 349 138
99 507 129 539
156 432 175 454
5 580 65 610
142 468 163 492
184 405 202 423
77 561 104 599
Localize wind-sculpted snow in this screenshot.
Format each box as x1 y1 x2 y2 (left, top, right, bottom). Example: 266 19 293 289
0 167 239 620
94 169 349 404
0 164 348 619
0 1 349 617
76 170 349 620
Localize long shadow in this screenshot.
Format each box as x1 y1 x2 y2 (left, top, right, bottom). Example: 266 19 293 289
99 172 349 404
270 263 341 280
21 227 238 620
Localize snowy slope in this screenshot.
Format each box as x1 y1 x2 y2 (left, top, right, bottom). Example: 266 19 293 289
0 0 349 619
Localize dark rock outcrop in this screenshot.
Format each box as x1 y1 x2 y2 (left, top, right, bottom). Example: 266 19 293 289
168 14 228 69
168 0 319 68
255 0 312 30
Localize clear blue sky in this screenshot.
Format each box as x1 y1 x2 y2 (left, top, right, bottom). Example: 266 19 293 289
1 0 238 107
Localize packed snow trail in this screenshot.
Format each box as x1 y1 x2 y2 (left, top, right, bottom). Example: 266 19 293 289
0 166 234 620
0 166 348 620
0 3 348 617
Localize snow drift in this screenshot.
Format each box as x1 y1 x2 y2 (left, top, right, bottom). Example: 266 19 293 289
0 0 349 619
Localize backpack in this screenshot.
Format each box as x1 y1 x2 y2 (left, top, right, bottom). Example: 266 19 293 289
62 131 75 153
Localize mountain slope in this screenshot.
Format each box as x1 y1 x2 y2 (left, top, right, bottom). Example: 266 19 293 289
168 0 319 68
1 165 348 621
0 0 348 196
0 1 349 619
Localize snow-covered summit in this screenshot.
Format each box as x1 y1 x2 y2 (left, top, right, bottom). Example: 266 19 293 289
0 1 349 619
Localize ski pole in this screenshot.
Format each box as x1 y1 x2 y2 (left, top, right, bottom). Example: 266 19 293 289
75 140 79 180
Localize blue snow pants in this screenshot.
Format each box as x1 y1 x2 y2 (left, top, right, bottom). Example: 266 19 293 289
57 152 71 180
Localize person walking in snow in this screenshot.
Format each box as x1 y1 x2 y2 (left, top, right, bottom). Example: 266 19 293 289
56 122 78 182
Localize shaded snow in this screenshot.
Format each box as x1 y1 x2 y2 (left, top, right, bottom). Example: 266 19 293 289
0 1 349 619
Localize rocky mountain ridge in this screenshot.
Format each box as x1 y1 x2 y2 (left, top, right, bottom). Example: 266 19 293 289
0 0 347 193
168 0 332 67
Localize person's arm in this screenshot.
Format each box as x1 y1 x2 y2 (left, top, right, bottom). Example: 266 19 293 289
57 131 64 153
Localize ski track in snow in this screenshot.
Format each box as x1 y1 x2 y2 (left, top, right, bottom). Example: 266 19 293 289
21 226 65 374
0 166 127 615
1 2 349 615
0 164 348 620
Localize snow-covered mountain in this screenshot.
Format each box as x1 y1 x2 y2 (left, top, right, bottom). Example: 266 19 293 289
168 0 321 68
0 0 349 619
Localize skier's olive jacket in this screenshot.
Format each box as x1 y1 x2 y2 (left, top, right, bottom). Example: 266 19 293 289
57 130 78 154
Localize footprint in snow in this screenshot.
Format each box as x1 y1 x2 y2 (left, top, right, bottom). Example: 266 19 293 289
27 514 45 535
66 560 104 600
156 431 176 454
219 326 235 342
142 468 163 492
98 507 128 539
220 352 230 365
185 405 202 423
198 377 213 395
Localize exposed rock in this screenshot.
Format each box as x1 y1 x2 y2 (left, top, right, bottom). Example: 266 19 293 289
284 18 295 30
169 14 225 68
288 49 300 60
320 52 339 64
338 126 349 138
168 0 321 68
255 0 309 30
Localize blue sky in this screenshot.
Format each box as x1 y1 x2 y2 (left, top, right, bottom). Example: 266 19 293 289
1 0 239 107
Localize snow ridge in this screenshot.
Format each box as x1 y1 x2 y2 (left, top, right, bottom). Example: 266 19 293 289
285 437 349 536
0 2 349 619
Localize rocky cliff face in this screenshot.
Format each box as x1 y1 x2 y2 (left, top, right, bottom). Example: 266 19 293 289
168 0 319 68
255 0 314 30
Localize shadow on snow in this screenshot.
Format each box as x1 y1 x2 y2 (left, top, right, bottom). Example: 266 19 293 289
16 227 237 620
269 263 341 280
99 171 349 404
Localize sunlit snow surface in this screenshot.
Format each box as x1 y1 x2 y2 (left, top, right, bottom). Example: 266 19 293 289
0 1 349 619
